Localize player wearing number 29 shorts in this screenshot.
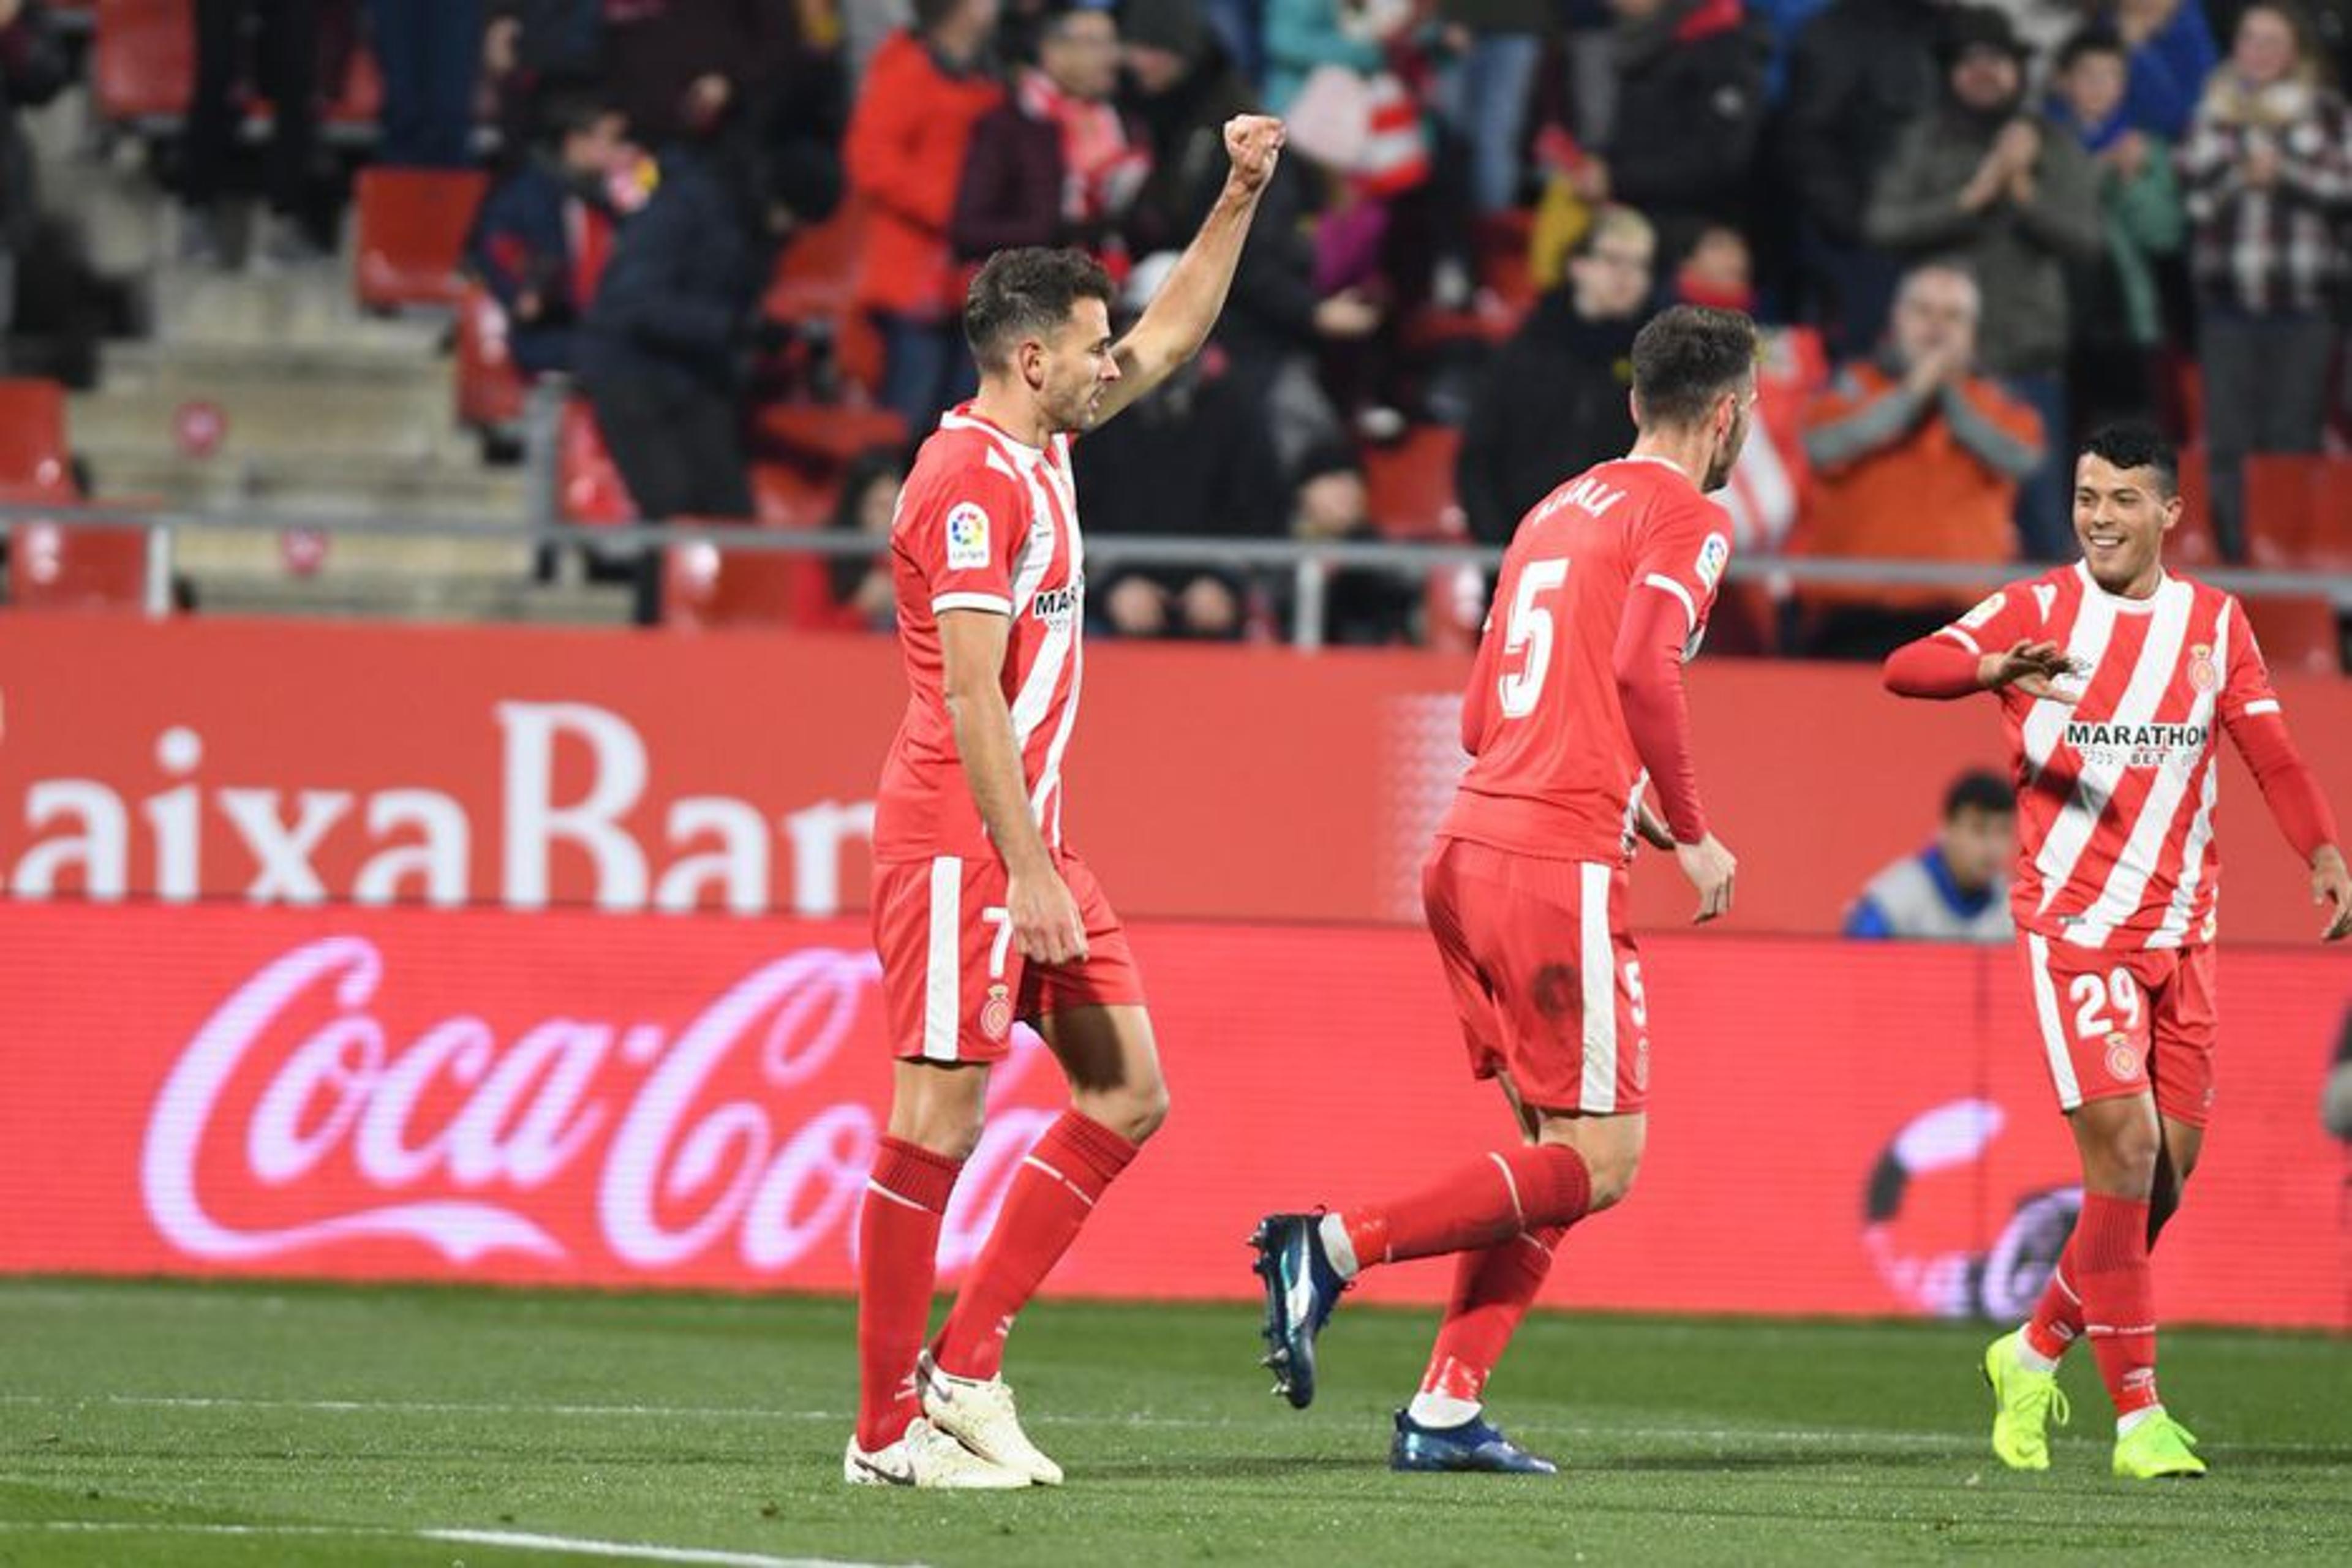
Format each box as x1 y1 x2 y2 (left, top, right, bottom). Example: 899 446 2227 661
1886 423 2351 1481
846 115 1291 1492
1250 306 1761 1472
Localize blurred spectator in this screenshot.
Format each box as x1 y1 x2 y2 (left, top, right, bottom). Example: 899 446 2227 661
366 0 483 168
1781 0 1941 354
1842 769 2018 941
846 1 916 85
2178 0 2352 561
183 0 322 266
1865 5 2100 561
1433 0 1551 216
484 2 605 157
466 83 627 377
952 3 1151 266
1268 444 1420 644
2105 0 2220 140
1074 276 1284 637
846 0 1005 435
2048 26 2186 438
600 0 818 149
0 1 67 346
1263 0 1396 116
578 99 844 619
1121 0 1257 255
1455 205 1653 545
824 444 908 630
1798 263 2043 658
1588 0 1770 262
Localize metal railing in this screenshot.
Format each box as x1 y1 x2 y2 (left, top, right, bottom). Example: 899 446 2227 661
5 499 2350 650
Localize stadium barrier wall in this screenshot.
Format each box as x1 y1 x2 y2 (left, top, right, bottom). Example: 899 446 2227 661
4 899 2346 1329
2 616 2349 940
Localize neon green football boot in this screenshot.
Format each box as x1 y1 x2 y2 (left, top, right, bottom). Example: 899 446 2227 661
2113 1412 2207 1479
1983 1330 2070 1471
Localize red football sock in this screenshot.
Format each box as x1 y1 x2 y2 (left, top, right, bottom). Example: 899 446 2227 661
1420 1224 1567 1405
855 1137 963 1452
1344 1144 1593 1268
2022 1237 2082 1363
2073 1193 2161 1418
932 1110 1138 1382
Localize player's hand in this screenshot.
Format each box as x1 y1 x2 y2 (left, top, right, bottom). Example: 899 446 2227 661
2313 846 2352 941
1223 115 1285 194
1980 639 2078 703
1634 801 1677 853
1007 863 1088 966
1675 834 1737 924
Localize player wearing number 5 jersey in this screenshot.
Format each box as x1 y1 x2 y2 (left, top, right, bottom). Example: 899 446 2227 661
848 116 1290 1490
1251 306 1761 1472
1884 423 2351 1480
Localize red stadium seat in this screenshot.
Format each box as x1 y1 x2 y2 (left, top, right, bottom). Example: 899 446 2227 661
1365 426 1465 540
0 379 75 496
94 0 190 123
663 519 847 632
2171 445 2222 568
6 516 151 613
2241 594 2343 677
2295 456 2352 571
764 200 884 396
454 283 529 431
752 462 839 528
753 402 908 470
2240 453 2320 571
354 168 488 311
559 399 636 525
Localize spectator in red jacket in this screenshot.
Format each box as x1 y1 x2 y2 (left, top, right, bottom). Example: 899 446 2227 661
951 2 1151 275
846 0 1006 434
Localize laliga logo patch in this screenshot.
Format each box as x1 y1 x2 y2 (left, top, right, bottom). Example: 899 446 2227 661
944 502 992 571
981 983 1014 1041
2104 1031 2140 1083
1695 532 1730 592
2188 643 2217 692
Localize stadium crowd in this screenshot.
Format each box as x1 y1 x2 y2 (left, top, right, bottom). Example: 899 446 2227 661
11 0 2352 649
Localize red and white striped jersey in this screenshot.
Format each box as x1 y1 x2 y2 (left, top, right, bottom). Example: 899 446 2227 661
1932 562 2285 950
873 405 1085 864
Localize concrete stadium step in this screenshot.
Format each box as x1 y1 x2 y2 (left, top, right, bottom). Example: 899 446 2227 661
147 263 450 355
169 524 537 582
186 574 633 626
70 447 527 518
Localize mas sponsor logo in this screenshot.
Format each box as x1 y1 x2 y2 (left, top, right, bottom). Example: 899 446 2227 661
2064 719 2209 770
945 503 992 571
1029 578 1084 625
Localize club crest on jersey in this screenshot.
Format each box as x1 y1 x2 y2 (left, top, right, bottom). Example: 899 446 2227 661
2104 1032 2140 1083
981 984 1013 1040
944 503 992 571
1695 533 1730 592
2187 643 2217 692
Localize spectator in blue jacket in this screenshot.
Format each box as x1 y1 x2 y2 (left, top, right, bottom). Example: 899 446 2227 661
2105 0 2219 140
1844 771 2018 942
465 83 628 376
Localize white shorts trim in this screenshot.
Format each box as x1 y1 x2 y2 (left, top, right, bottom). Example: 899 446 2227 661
2025 933 2082 1110
1579 861 1618 1113
922 856 963 1061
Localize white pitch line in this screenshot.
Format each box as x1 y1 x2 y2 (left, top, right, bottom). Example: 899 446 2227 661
0 1521 918 1567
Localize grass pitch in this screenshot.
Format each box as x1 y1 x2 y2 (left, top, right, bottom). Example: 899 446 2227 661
1 1279 2348 1566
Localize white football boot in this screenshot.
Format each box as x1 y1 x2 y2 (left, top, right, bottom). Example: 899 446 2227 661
918 1350 1065 1485
842 1417 1031 1488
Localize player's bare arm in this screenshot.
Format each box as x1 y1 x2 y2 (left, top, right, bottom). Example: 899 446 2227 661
1092 115 1285 426
2311 845 2352 942
938 609 1087 965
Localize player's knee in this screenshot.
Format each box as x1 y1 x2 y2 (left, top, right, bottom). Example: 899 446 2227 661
1581 1149 1641 1213
2084 1127 2160 1194
899 1105 987 1163
1088 1080 1169 1145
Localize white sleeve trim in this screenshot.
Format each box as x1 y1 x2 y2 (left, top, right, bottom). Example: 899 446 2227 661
932 592 1013 616
2243 698 2282 717
1641 573 1698 632
1937 625 1983 656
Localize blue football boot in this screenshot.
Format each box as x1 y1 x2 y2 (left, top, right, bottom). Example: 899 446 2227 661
1249 1212 1349 1409
1389 1408 1561 1474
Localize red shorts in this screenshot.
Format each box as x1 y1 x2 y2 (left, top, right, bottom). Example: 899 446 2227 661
2020 932 2217 1126
1422 837 1650 1115
871 851 1146 1064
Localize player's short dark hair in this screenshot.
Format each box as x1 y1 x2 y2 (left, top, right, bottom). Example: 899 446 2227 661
2055 24 2127 76
1630 305 1760 430
2079 421 2177 497
964 247 1116 373
1944 769 2016 821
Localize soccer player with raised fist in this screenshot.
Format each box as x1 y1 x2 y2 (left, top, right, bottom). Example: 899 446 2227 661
1884 422 2351 1479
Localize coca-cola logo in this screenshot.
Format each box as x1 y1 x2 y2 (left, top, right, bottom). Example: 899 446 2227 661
140 937 1054 1275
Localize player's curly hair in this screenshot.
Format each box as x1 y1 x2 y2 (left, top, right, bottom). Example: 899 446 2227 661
964 248 1115 374
1629 306 1759 431
2079 421 2178 497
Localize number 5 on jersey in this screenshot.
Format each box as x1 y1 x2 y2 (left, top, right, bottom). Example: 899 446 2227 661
1498 559 1570 718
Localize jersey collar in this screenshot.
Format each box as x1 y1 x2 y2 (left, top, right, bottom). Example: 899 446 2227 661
2072 559 2173 614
